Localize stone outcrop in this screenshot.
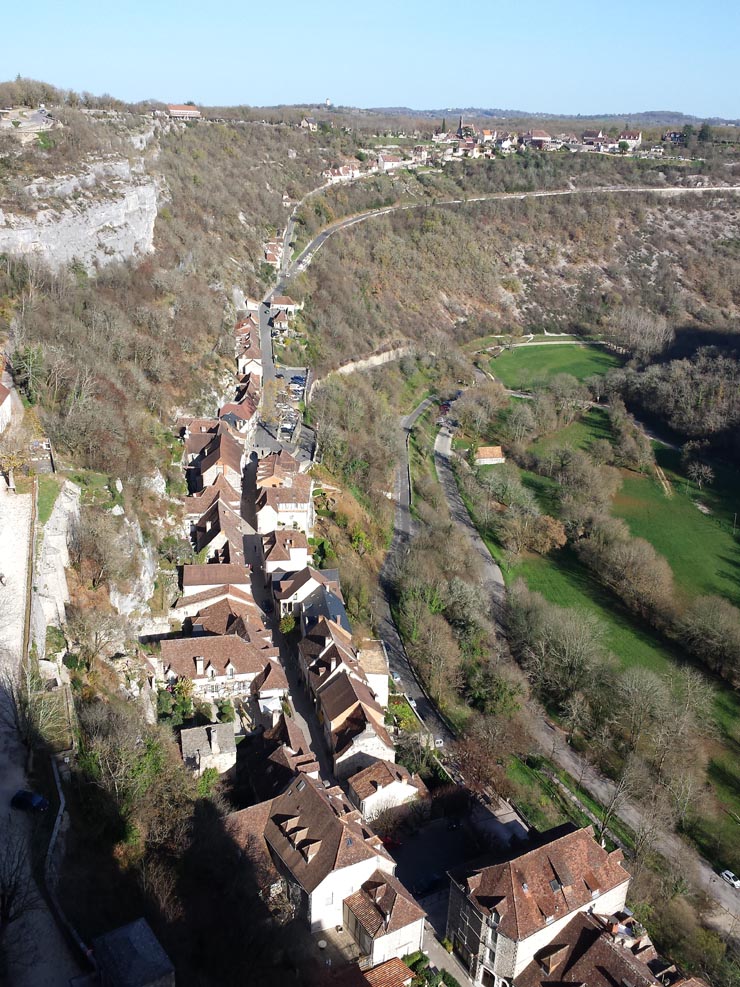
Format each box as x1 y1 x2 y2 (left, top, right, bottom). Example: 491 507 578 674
0 157 160 271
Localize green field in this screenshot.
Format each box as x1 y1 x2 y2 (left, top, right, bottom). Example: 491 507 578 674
613 448 740 606
490 343 622 389
37 475 63 525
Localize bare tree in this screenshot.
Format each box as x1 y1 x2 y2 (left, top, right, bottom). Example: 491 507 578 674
687 461 714 491
0 828 39 968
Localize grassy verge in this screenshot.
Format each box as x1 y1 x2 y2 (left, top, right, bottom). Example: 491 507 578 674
37 474 64 525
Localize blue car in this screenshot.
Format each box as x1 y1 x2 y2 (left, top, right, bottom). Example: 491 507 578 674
11 790 50 813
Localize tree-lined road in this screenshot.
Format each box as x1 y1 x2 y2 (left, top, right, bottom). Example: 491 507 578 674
378 397 453 745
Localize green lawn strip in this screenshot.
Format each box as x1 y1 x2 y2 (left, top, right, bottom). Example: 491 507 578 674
545 761 636 850
490 344 623 389
37 474 63 525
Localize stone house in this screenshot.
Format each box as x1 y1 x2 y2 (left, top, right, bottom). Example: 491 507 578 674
261 530 312 583
347 760 429 823
232 775 398 932
474 445 506 466
446 825 630 987
255 473 314 535
274 566 342 618
180 563 251 597
179 722 236 776
192 499 245 565
158 634 279 700
343 870 425 967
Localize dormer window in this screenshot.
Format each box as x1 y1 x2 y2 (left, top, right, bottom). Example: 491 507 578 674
545 915 555 925
208 667 217 678
227 665 235 678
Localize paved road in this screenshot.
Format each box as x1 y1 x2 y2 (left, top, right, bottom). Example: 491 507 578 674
433 423 740 932
258 300 276 385
281 183 740 285
377 397 452 744
433 428 506 632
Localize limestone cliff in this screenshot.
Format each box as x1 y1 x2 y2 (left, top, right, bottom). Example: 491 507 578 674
0 157 161 271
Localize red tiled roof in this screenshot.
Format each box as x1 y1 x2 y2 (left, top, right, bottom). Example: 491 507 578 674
344 870 424 940
172 584 255 610
251 658 289 695
185 474 241 514
181 564 250 588
348 760 429 803
263 775 391 893
160 634 278 680
514 912 661 987
452 827 628 942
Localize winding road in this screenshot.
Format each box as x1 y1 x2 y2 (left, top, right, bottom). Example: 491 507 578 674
279 181 740 288
270 170 740 931
377 398 453 744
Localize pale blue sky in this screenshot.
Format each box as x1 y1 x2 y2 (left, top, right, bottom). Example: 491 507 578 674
2 0 738 118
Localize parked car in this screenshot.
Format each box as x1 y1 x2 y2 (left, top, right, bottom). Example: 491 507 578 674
434 737 445 748
721 870 740 889
391 671 402 683
408 697 418 710
11 790 49 813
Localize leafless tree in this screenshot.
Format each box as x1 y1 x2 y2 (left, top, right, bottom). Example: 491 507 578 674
0 828 40 968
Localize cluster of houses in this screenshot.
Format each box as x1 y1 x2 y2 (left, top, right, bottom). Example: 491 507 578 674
136 286 709 987
139 285 435 975
427 117 649 158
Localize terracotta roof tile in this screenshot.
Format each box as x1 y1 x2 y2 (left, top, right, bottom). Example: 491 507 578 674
160 635 278 680
451 827 628 942
348 760 429 803
344 870 424 940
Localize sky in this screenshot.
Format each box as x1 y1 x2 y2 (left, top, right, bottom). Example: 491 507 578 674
1 0 738 118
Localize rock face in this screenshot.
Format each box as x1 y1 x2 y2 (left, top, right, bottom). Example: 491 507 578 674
110 518 157 616
0 158 160 271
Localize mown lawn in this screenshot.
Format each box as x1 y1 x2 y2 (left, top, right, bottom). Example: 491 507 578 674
613 448 740 606
490 343 622 389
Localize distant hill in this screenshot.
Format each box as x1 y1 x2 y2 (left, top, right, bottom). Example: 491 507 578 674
366 106 740 126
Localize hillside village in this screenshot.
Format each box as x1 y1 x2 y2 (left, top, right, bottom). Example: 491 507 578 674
1 82 739 987
41 249 712 986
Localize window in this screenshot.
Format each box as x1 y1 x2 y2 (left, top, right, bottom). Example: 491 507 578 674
228 666 235 678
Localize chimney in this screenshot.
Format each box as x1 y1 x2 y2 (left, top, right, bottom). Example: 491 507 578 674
208 726 220 755
195 656 204 676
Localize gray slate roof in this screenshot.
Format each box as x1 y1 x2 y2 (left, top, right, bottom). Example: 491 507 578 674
93 918 174 987
302 584 351 633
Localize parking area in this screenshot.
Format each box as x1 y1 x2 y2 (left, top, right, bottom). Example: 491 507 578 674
273 365 307 438
390 817 475 899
